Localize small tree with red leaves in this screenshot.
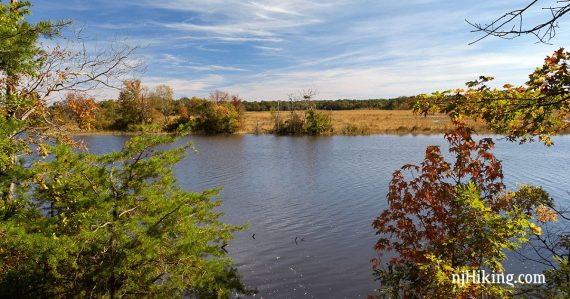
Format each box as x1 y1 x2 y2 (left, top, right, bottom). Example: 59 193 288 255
372 122 555 298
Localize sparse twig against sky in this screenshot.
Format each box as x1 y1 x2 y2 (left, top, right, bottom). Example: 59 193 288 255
468 0 570 44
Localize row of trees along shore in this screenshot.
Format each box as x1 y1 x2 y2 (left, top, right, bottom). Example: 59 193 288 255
52 84 247 134
51 85 414 135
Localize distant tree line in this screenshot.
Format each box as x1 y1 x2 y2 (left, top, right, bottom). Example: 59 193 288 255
242 96 414 111
50 87 415 134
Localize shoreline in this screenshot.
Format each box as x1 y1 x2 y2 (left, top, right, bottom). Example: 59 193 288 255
70 110 570 137
72 110 490 136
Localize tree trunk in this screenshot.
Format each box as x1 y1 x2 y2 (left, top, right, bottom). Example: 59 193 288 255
6 0 18 202
7 0 18 115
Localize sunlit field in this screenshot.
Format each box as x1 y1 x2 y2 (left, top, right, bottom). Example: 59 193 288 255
240 110 489 135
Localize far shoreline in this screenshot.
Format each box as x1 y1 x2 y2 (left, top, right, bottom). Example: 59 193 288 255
69 110 570 137
70 110 492 136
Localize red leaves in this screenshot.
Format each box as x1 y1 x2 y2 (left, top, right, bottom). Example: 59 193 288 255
389 257 399 265
373 121 505 266
371 258 382 270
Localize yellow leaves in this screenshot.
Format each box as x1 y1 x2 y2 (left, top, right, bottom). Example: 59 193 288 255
60 213 69 226
530 223 542 235
539 135 554 146
37 143 49 157
34 173 50 190
65 92 99 130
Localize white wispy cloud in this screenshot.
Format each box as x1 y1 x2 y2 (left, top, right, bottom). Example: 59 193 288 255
188 65 246 72
253 45 285 56
158 22 276 37
35 0 570 100
159 53 186 64
138 0 327 44
145 75 226 95
249 2 304 16
175 35 284 43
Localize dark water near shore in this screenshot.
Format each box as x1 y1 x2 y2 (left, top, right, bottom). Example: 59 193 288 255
81 134 570 298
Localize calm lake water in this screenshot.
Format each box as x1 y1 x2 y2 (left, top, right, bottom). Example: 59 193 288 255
80 134 570 298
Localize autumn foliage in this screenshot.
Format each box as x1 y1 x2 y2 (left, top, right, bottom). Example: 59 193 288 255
415 48 570 145
170 93 244 135
372 122 554 298
64 93 98 130
403 47 570 298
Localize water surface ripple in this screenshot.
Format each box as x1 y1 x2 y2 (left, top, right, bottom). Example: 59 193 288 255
81 134 570 298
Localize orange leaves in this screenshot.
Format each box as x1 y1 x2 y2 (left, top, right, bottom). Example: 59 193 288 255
178 104 189 121
536 205 558 223
545 48 566 67
65 92 98 130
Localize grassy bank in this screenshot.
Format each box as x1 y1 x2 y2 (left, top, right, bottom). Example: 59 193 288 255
240 110 489 135
70 110 492 136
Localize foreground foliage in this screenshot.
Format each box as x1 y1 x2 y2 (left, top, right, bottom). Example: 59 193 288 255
412 48 570 297
415 48 570 145
372 123 554 298
0 136 251 298
1 2 250 297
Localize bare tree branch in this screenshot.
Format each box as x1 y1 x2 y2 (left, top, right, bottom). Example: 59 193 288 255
468 0 570 44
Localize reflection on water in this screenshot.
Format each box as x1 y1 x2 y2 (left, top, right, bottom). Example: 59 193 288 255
81 134 570 298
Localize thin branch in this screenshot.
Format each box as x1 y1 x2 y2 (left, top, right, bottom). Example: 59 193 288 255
468 0 570 44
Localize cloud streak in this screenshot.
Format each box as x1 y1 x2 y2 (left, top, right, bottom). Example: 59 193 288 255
32 0 570 100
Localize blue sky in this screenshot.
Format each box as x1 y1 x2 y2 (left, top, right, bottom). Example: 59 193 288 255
30 0 569 100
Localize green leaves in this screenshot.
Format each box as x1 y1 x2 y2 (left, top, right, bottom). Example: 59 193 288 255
414 48 570 145
1 2 251 297
0 136 252 297
304 109 333 136
0 1 62 80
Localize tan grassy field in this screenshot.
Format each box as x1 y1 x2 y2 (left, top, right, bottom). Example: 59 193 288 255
239 110 488 135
